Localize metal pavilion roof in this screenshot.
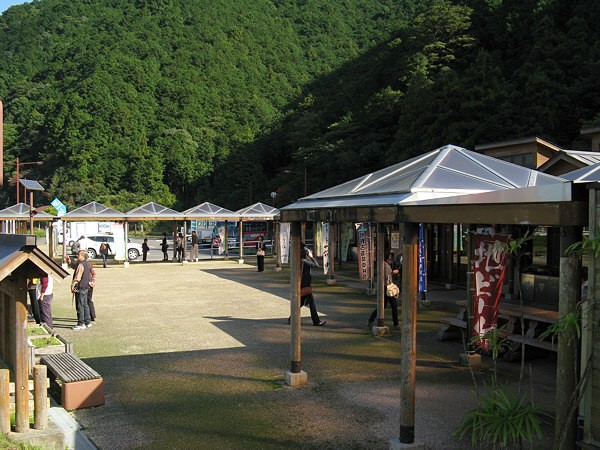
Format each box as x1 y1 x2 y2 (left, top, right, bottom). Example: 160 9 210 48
126 202 184 220
61 201 126 220
182 202 238 220
236 202 280 220
561 163 600 183
282 144 563 211
0 203 54 220
538 149 600 173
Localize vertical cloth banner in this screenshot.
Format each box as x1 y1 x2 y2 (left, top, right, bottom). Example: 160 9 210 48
472 234 510 344
218 226 225 255
314 222 323 257
279 222 290 264
322 222 329 275
341 222 353 262
356 223 371 280
418 223 427 294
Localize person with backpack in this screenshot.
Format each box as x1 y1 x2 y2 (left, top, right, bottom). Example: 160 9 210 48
99 237 111 268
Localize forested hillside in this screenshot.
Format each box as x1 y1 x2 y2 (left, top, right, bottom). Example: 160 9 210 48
0 0 599 211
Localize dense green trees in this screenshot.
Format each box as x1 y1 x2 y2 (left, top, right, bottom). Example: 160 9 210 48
0 0 598 211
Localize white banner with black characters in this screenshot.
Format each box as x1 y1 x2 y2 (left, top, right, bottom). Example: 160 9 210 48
279 222 290 264
322 222 329 275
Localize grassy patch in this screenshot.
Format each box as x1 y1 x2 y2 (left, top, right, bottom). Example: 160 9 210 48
29 337 61 348
26 326 46 336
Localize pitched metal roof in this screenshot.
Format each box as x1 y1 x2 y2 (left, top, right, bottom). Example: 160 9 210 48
561 162 600 183
0 234 69 282
538 150 600 173
126 202 184 220
61 201 126 220
182 202 238 220
236 202 279 220
0 203 54 220
283 144 563 210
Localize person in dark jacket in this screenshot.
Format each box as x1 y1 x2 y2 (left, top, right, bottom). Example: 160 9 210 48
99 237 111 268
67 250 93 330
288 243 326 326
161 232 169 261
366 251 400 329
256 236 266 272
142 238 150 262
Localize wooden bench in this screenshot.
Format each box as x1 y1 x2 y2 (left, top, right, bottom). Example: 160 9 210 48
507 334 557 352
41 353 104 410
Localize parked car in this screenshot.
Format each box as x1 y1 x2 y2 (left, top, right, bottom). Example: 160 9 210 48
72 235 143 261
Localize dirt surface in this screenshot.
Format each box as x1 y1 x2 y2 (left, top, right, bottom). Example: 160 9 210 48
48 257 557 449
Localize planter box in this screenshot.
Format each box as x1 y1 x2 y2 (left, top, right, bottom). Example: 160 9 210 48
27 333 72 372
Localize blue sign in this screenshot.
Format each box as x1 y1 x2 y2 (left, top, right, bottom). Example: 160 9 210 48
51 198 67 216
418 223 427 294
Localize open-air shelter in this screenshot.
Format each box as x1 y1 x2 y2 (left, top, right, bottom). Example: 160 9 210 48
280 144 586 447
182 202 237 260
236 202 280 263
126 202 185 260
60 201 127 263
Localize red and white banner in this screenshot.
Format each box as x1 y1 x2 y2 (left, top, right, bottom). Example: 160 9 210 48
472 234 510 345
356 223 371 281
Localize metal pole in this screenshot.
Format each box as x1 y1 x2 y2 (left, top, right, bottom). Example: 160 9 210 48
238 220 244 262
16 157 19 204
290 221 301 372
224 220 229 260
399 222 418 444
29 190 34 234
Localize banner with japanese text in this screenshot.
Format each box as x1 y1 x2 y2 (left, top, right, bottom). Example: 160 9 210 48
341 222 353 262
218 226 226 255
322 222 329 274
472 234 510 344
418 223 427 294
356 223 371 281
315 222 323 257
279 222 290 264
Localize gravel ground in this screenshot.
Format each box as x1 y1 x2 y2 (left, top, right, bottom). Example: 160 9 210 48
48 257 557 449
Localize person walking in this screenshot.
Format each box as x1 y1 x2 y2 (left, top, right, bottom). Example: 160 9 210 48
142 238 150 262
161 232 169 261
190 231 199 262
366 251 400 329
67 250 93 330
288 243 326 326
176 232 184 262
256 235 266 272
38 275 54 329
99 237 111 268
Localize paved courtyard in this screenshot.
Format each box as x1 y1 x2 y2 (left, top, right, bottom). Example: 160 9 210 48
48 256 557 449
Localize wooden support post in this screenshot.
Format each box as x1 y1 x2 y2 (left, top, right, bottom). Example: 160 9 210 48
48 221 54 259
33 365 47 430
555 225 581 450
400 223 418 444
0 292 5 362
182 221 187 260
376 222 385 327
14 271 29 433
290 222 301 373
0 369 9 434
7 291 15 371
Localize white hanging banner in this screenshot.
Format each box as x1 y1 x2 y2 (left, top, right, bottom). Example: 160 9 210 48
315 222 323 257
322 222 329 275
279 222 291 264
341 222 353 262
218 226 225 255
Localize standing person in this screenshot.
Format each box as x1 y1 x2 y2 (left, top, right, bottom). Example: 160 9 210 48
288 243 326 326
189 231 199 262
161 232 169 261
87 265 97 322
256 236 266 272
142 238 150 262
176 232 184 262
66 250 93 330
38 275 54 329
366 252 400 329
99 237 111 268
27 278 42 324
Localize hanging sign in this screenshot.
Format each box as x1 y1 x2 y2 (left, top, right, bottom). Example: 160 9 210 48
341 222 353 262
314 222 323 257
322 222 329 275
418 223 427 294
218 226 225 255
279 222 290 264
356 222 371 280
472 234 510 346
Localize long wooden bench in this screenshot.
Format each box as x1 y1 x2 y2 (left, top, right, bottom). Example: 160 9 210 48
41 353 104 410
507 334 558 352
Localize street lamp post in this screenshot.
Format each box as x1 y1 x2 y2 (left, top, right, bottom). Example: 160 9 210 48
5 157 43 203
